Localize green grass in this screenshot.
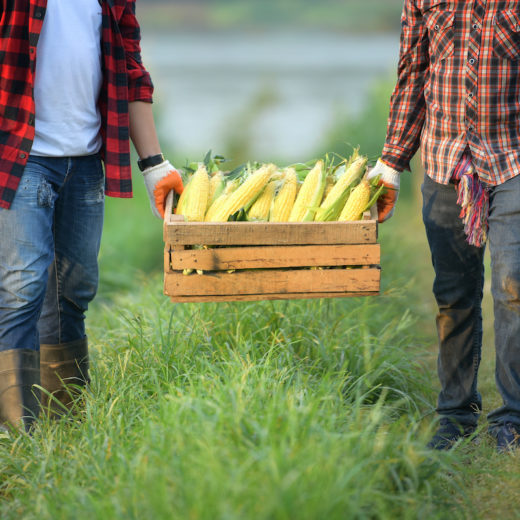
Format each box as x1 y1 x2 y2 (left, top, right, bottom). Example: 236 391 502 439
2 66 520 519
4 188 519 518
1 199 477 519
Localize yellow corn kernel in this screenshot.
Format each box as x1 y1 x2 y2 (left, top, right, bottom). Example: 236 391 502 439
207 164 276 222
289 160 326 222
315 156 368 221
248 180 278 221
204 179 240 222
207 171 225 210
323 178 335 199
175 177 190 216
181 164 210 221
338 179 371 221
270 167 298 222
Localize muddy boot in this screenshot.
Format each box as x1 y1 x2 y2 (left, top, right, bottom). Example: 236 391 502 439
0 349 40 432
40 337 90 418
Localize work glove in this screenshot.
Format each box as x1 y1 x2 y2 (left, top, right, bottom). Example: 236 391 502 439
366 159 401 223
142 160 184 219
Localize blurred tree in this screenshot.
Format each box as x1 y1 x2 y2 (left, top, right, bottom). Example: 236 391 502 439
137 0 403 32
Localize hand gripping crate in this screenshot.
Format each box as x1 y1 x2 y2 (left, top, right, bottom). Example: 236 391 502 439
163 193 380 303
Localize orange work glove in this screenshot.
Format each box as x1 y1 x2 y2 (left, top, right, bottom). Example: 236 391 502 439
366 159 401 223
142 160 184 219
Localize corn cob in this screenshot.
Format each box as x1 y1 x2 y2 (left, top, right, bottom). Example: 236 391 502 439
315 156 368 221
338 179 371 221
175 176 191 215
207 163 276 222
205 178 240 222
181 164 210 221
247 180 278 221
323 178 335 200
270 167 298 222
207 171 225 210
289 160 327 222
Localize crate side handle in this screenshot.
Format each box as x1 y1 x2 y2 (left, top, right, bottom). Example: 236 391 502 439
164 190 175 224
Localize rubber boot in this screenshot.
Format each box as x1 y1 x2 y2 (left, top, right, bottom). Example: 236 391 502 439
0 349 40 432
40 337 90 418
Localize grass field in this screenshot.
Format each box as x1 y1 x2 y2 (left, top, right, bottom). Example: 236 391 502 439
2 179 519 518
1 50 519 516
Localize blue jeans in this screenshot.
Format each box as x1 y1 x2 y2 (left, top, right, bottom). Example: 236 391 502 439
0 155 104 352
422 173 520 430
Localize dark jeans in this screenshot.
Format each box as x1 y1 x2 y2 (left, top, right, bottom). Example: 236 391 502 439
0 155 104 352
422 173 520 430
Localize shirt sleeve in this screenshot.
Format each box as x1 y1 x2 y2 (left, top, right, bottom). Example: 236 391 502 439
381 0 429 172
120 0 154 103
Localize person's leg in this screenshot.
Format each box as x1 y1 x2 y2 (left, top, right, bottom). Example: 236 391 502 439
421 174 485 447
486 175 520 449
38 155 104 416
0 158 62 430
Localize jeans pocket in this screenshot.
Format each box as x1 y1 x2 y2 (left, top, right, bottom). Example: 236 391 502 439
15 164 56 209
77 158 105 206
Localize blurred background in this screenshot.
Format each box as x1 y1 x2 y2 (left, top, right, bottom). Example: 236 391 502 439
138 0 403 164
99 0 412 294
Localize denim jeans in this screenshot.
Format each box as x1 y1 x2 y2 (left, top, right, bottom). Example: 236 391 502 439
422 173 520 429
0 155 104 352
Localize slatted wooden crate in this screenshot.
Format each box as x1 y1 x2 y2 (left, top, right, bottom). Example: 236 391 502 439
163 194 380 303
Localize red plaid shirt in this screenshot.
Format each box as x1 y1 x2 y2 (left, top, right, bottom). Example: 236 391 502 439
382 0 520 186
0 0 153 209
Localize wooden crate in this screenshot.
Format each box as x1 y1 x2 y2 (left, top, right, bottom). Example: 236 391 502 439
163 194 380 303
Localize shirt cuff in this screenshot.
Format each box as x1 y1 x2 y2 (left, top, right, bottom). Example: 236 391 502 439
381 144 412 173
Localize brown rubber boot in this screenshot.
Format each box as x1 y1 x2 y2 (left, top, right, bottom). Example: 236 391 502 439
0 349 40 432
40 337 90 418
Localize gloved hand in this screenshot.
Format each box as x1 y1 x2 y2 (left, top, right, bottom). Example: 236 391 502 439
366 159 401 223
142 160 184 219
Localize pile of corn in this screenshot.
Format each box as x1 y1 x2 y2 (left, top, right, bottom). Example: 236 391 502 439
174 150 384 222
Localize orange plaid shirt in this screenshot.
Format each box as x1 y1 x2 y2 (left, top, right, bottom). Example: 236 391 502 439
382 0 520 186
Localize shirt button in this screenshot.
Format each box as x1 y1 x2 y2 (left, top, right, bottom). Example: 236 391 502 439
468 126 475 132
35 11 43 18
434 24 440 31
473 23 479 30
19 153 26 159
469 58 476 65
468 92 474 98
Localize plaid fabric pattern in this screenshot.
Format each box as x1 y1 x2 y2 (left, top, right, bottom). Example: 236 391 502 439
382 0 520 186
0 0 154 209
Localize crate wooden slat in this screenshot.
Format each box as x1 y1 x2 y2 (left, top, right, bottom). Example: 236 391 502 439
165 291 380 303
163 192 381 303
170 244 380 271
164 215 377 246
165 268 380 297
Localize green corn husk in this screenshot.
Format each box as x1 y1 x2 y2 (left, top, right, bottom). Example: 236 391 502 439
315 154 368 221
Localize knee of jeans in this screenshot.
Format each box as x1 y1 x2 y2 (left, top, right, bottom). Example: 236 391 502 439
2 268 47 309
59 259 99 312
433 270 481 308
496 274 520 310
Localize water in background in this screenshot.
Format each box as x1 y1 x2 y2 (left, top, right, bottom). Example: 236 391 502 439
140 30 399 162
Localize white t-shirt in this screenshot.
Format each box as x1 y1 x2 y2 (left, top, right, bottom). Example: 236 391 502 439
31 0 104 157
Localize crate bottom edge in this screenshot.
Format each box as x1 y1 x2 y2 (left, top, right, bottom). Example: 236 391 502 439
166 291 381 303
